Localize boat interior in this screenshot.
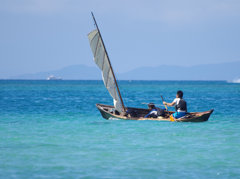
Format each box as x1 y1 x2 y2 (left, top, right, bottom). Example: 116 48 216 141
99 104 179 119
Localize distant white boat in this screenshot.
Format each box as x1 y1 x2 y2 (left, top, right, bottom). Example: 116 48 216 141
46 75 62 80
228 78 240 83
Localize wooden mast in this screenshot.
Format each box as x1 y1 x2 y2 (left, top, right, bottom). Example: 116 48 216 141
91 12 125 112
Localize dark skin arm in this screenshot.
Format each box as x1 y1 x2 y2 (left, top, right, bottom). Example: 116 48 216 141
163 94 179 107
163 101 176 107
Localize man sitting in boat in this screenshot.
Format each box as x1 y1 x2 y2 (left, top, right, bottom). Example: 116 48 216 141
144 103 165 118
163 90 187 119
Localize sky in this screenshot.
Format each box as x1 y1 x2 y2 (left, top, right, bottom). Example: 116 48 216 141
0 0 240 78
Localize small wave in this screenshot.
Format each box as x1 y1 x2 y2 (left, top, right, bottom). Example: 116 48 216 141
109 117 120 120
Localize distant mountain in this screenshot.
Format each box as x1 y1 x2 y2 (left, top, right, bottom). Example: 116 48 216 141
11 65 101 80
10 61 240 80
118 61 240 80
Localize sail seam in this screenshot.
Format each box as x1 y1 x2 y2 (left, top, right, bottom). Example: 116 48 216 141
101 53 105 71
106 67 110 88
91 30 98 40
90 32 98 54
94 34 100 57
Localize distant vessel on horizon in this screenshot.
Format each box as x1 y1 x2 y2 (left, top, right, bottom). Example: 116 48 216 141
46 75 62 80
228 78 240 83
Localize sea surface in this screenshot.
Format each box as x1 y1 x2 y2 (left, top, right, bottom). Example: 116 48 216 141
0 80 240 178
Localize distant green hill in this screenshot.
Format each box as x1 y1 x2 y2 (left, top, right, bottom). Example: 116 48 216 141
11 61 240 80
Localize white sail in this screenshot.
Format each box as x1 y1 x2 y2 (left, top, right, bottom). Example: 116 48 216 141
88 29 124 113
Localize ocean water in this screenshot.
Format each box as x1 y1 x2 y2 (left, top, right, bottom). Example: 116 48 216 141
0 80 240 178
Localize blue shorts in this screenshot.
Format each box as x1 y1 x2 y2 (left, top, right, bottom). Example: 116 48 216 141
172 112 186 119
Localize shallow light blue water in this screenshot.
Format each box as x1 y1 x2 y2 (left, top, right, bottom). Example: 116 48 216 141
0 80 240 178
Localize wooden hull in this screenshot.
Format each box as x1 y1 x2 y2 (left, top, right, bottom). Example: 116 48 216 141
96 103 214 122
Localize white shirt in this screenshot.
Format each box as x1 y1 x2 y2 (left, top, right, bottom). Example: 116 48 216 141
149 109 157 115
173 98 186 112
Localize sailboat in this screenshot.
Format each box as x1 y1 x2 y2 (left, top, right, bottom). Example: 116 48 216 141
88 13 213 122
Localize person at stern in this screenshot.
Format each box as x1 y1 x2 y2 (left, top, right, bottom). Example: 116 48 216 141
163 90 187 119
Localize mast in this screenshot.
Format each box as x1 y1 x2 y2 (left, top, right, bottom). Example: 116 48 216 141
91 12 125 112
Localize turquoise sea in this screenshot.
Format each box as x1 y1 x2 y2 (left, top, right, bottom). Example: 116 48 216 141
0 80 240 178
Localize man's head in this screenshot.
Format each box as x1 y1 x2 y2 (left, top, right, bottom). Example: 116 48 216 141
176 90 183 98
148 103 156 110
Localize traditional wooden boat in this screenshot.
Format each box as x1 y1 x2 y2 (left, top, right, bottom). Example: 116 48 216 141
88 13 214 122
96 104 213 122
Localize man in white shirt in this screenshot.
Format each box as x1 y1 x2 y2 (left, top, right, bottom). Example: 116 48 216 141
163 90 187 119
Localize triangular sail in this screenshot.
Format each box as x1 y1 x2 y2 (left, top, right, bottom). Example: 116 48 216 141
88 29 124 113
